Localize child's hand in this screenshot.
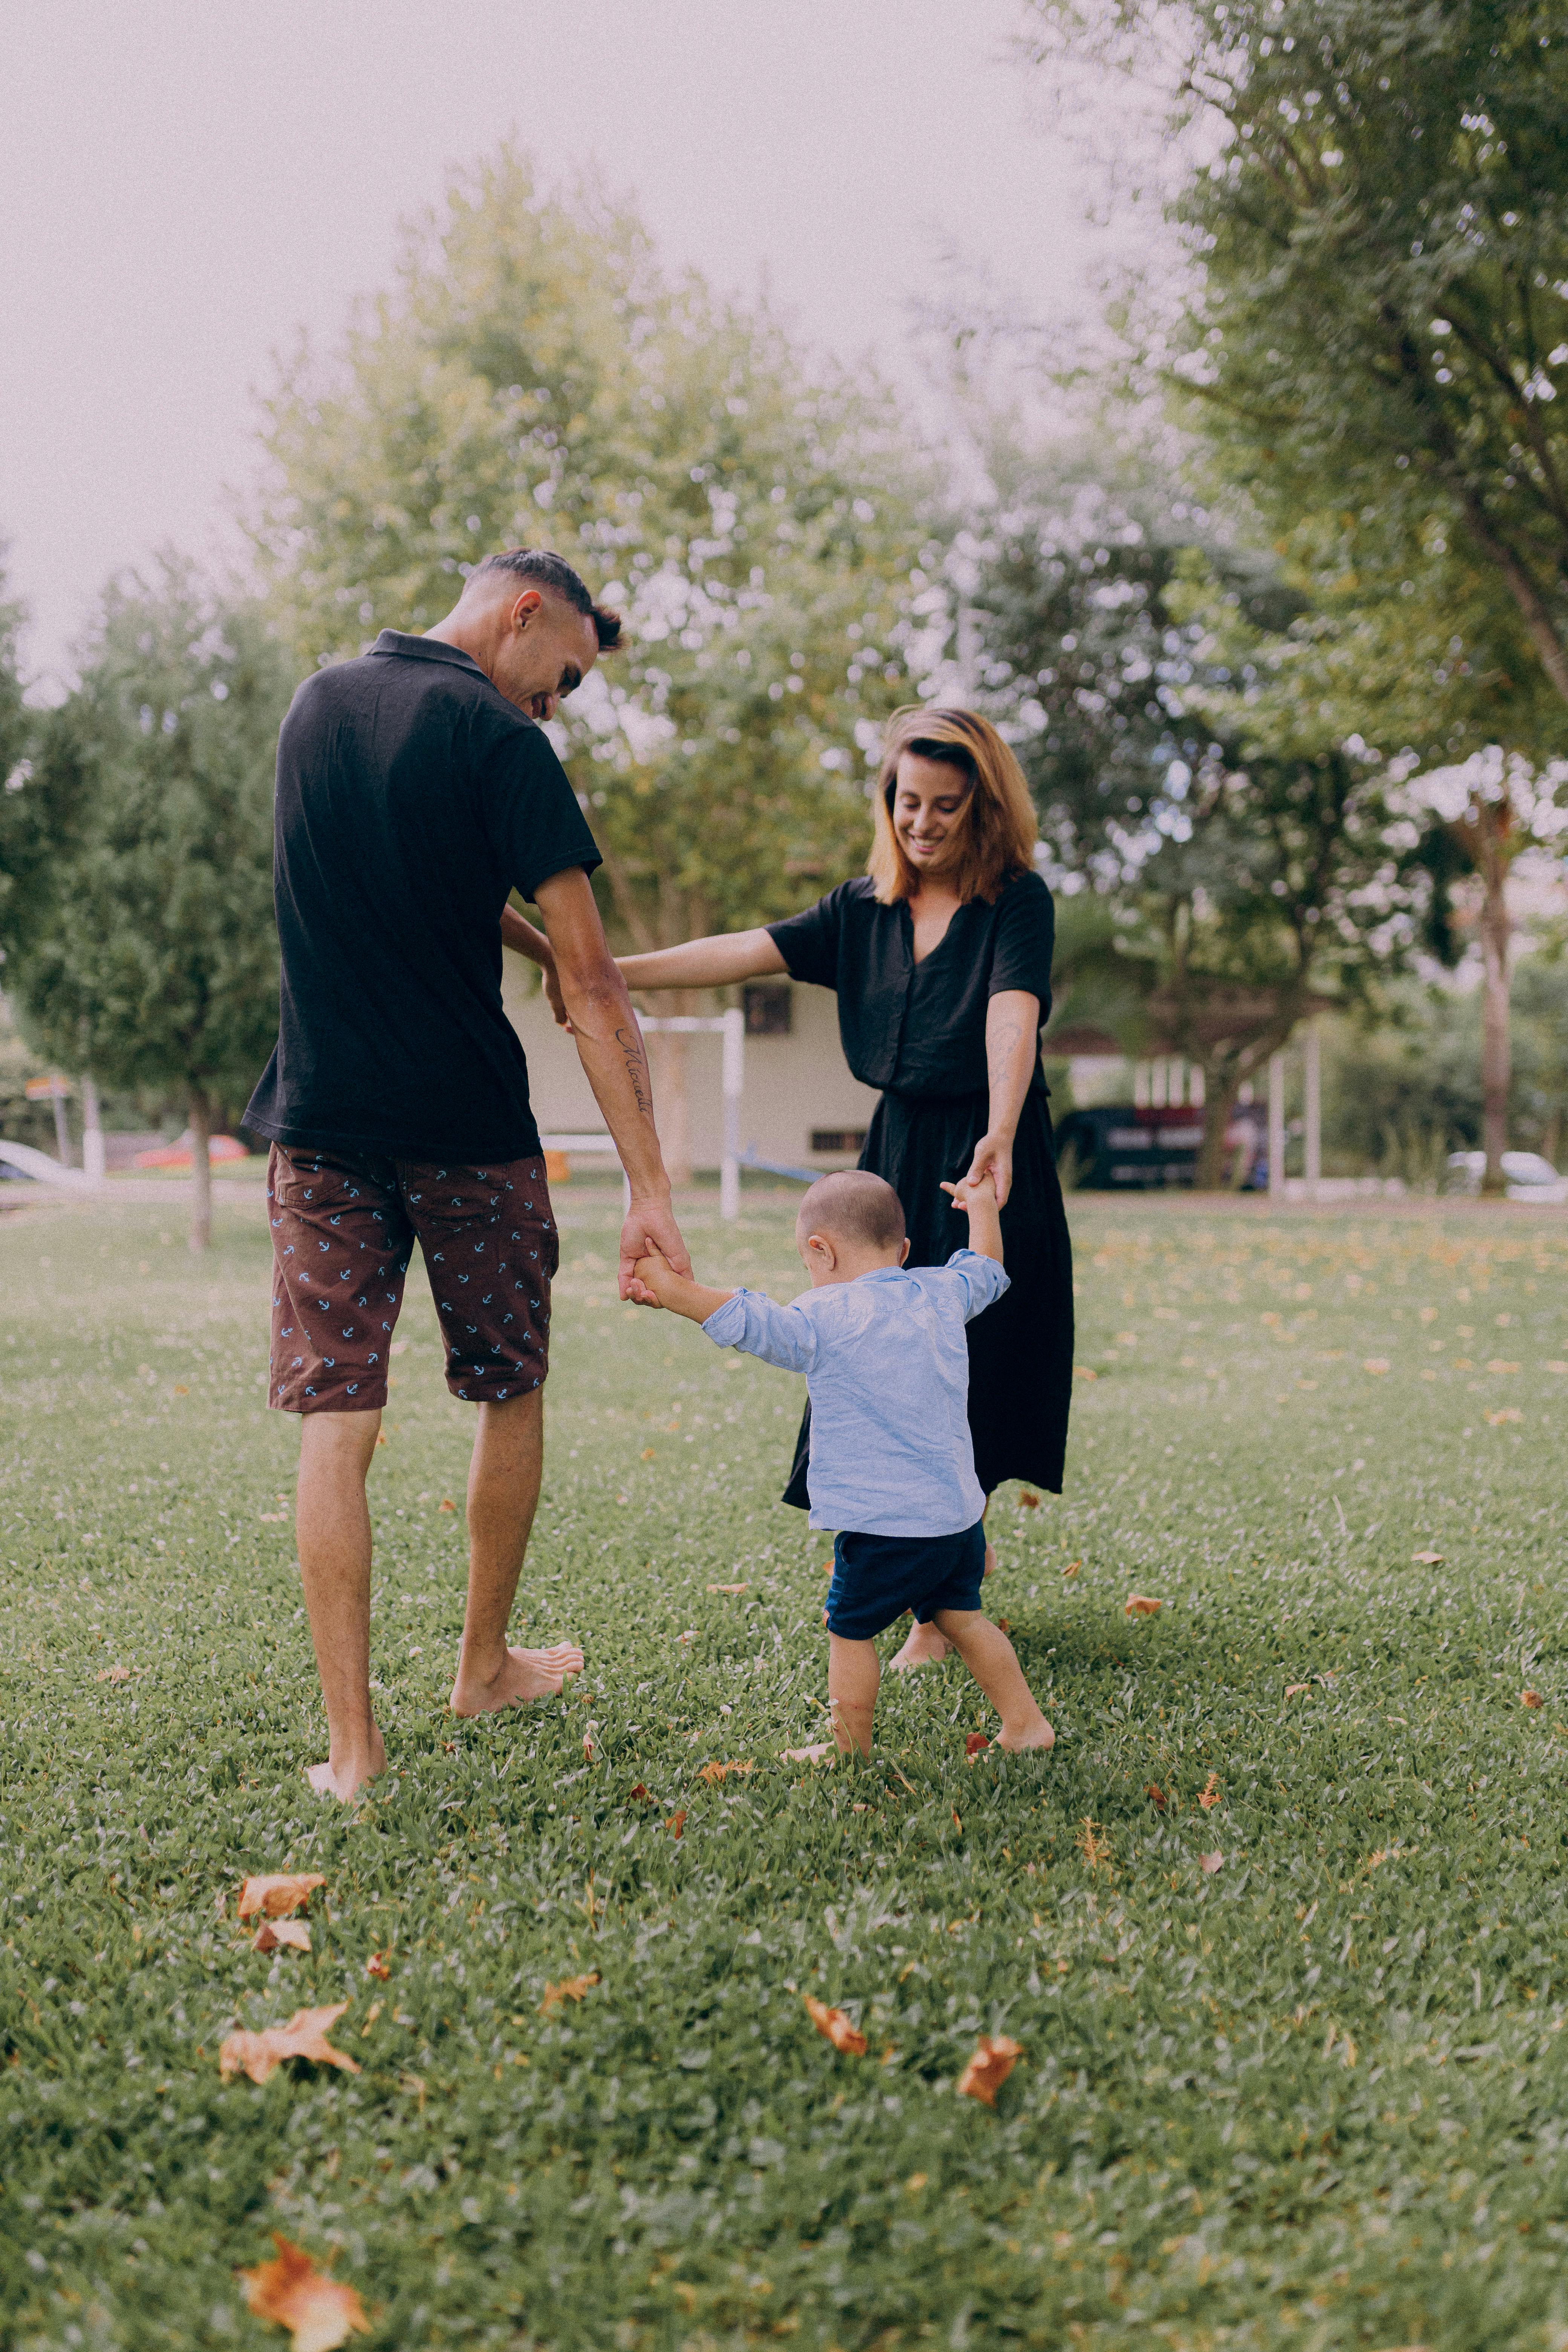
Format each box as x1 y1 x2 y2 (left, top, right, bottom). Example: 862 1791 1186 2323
942 1168 997 1214
628 1246 672 1308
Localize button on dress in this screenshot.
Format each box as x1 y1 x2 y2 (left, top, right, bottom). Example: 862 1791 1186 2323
766 870 1074 1505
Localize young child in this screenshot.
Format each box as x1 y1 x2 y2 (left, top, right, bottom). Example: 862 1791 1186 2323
629 1167 1055 1759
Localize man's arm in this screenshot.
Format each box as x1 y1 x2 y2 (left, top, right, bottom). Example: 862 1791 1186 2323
531 867 692 1293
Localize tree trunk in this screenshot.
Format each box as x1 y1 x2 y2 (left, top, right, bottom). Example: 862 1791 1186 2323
81 1073 106 1184
1478 847 1512 1196
1196 1068 1248 1190
188 1084 213 1253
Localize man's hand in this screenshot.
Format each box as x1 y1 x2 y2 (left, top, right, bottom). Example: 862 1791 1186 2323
542 959 572 1031
619 1194 693 1302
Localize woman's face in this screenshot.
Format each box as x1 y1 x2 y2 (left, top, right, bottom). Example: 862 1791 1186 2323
891 752 971 881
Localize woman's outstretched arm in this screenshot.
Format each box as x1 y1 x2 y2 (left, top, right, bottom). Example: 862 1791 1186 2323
961 990 1041 1210
618 929 787 991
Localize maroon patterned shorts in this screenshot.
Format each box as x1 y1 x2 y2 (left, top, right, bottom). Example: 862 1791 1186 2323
266 1145 558 1413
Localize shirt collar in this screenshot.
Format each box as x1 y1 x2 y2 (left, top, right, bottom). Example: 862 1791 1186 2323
369 629 486 677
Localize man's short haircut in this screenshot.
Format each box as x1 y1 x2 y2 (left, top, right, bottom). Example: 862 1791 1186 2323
469 548 623 651
797 1170 906 1254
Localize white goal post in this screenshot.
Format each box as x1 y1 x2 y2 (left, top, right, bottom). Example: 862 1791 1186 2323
539 1004 745 1220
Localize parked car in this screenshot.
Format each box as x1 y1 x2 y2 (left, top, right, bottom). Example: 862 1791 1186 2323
1445 1150 1568 1204
1054 1103 1266 1191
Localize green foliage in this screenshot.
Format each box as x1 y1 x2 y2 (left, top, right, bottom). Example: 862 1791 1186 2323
1028 0 1568 709
6 562 291 1124
255 149 933 948
7 1190 1568 2345
0 558 42 969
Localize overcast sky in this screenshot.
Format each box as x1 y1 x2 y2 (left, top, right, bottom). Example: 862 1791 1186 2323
1 0 1119 694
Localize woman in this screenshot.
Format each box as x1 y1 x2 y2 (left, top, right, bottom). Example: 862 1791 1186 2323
616 705 1073 1668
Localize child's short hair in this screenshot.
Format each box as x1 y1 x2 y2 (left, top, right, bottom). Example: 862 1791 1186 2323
797 1170 906 1254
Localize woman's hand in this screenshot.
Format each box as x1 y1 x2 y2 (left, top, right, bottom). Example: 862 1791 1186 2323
963 1131 1013 1208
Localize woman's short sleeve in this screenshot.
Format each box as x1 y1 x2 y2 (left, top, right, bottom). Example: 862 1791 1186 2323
766 884 848 989
989 873 1055 1017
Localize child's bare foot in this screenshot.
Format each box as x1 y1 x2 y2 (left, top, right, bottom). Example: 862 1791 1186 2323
983 1541 996 1579
781 1741 836 1764
997 1715 1055 1753
450 1640 583 1716
305 1727 387 1801
890 1620 952 1670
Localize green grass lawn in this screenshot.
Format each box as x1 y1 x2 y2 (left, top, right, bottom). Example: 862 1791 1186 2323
4 1184 1568 2352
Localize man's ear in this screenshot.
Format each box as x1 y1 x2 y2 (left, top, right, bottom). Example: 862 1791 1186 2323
509 588 544 632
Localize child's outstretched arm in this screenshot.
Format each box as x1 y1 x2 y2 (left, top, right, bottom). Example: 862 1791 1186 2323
630 1245 736 1325
941 1167 1004 1264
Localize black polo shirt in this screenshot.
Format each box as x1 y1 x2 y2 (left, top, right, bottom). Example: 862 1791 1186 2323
245 631 600 1163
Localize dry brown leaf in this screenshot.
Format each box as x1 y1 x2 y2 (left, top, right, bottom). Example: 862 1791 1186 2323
95 1663 131 1685
364 1953 390 1981
1073 1366 1098 1381
1284 1683 1311 1698
1076 1819 1110 1871
219 2003 360 2085
1198 1772 1222 1811
1523 1689 1545 1709
239 2234 369 2352
965 1732 991 1758
1018 1491 1040 1509
804 1995 867 2055
252 1920 312 1954
706 1582 748 1594
697 1759 753 1784
957 2034 1023 2107
438 1498 456 1513
1199 1851 1224 1875
668 1809 686 1838
238 1874 326 1922
1146 1783 1167 1810
1125 1594 1162 1617
1411 1550 1444 1565
641 1446 656 1460
628 1783 650 1801
1062 1559 1081 1579
539 1971 600 2015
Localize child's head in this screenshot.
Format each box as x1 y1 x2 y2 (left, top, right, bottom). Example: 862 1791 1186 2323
796 1171 908 1285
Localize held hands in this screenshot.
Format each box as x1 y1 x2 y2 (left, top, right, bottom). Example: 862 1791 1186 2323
618 1200 693 1302
942 1167 998 1216
961 1132 1012 1208
628 1244 676 1309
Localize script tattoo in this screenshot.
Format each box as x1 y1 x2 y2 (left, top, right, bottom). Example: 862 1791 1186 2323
616 1026 654 1118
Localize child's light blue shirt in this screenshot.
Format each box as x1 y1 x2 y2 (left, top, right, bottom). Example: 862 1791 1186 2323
701 1248 1009 1536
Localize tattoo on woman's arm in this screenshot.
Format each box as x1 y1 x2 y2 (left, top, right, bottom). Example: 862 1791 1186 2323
616 1026 654 1117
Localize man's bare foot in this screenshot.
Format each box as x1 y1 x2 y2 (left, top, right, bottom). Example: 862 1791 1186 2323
997 1717 1055 1753
781 1741 836 1764
450 1640 584 1717
305 1728 387 1801
890 1620 952 1670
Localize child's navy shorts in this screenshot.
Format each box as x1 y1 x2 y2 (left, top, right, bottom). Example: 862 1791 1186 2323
825 1521 986 1640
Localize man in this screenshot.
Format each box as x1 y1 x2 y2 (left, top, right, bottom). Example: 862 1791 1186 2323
245 549 690 1799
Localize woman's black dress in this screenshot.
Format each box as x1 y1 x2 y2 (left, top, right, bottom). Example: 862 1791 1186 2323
766 871 1073 1506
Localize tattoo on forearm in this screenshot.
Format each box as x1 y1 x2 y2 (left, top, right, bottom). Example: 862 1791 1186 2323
616 1026 654 1118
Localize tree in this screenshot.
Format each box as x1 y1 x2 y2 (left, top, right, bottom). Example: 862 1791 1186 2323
0 557 40 966
1026 0 1568 708
961 432 1422 1178
7 563 290 1247
254 149 931 1176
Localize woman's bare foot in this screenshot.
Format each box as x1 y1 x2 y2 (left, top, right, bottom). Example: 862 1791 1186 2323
890 1619 952 1670
997 1715 1055 1753
306 1727 387 1801
450 1640 584 1717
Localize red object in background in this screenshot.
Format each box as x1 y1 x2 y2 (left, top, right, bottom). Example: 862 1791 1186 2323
132 1131 249 1170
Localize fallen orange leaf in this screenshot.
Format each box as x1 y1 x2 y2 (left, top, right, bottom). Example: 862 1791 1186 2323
804 1995 867 2055
95 1663 131 1685
173 1383 190 1396
1523 1689 1545 1709
219 2003 360 2086
1198 1773 1222 1810
629 1783 650 1801
1146 1783 1167 1810
1284 1682 1311 1698
1019 1491 1040 1509
364 1953 390 1980
706 1582 748 1594
965 1732 991 1758
957 2034 1023 2106
253 1920 312 1954
238 1874 326 1922
1062 1560 1081 1579
668 1809 686 1838
1125 1594 1162 1617
438 1498 456 1513
697 1759 753 1784
1199 1851 1224 1874
239 2234 369 2352
641 1446 656 1460
539 1971 600 2016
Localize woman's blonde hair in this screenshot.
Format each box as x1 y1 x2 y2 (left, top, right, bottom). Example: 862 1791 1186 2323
866 706 1037 905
